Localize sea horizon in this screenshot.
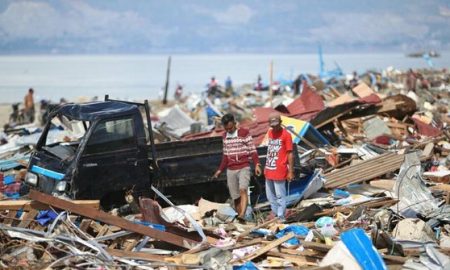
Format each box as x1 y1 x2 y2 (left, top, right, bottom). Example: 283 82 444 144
0 52 449 104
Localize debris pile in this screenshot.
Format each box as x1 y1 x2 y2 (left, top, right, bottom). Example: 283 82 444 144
1 67 450 269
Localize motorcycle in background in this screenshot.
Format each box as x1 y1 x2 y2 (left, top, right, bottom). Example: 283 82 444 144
8 103 26 125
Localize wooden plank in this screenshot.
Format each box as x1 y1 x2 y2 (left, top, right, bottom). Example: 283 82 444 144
386 122 411 129
369 179 396 191
225 238 263 251
3 210 17 225
278 247 326 258
324 156 357 173
0 200 100 211
96 224 110 237
29 190 198 249
231 232 295 263
123 239 139 252
237 218 278 240
352 83 374 98
422 143 435 158
106 248 166 263
302 241 333 252
90 221 103 233
329 87 342 98
79 219 92 232
315 107 355 129
307 264 343 270
382 254 409 264
18 209 39 228
267 251 317 266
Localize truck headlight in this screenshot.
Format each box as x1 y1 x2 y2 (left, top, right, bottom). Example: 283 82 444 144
55 181 67 192
25 172 38 186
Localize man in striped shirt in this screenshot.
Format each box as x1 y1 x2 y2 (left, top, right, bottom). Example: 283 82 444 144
213 113 262 222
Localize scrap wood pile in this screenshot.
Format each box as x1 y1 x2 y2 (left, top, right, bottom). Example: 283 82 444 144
0 67 450 269
0 162 449 270
1 144 450 268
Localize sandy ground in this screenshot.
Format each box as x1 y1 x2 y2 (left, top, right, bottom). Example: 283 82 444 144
0 103 12 129
0 103 45 130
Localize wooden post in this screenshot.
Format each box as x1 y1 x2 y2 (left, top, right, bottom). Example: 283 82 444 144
162 56 171 105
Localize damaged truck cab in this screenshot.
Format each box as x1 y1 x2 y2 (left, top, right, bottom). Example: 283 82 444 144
25 99 153 207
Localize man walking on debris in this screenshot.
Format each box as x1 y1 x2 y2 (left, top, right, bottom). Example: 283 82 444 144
264 112 294 221
213 113 262 223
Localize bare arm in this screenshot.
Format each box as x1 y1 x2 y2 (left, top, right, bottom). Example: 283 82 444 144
287 151 294 181
213 154 228 178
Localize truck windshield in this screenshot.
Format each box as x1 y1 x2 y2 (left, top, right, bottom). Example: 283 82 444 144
84 117 136 155
44 115 88 146
39 115 88 161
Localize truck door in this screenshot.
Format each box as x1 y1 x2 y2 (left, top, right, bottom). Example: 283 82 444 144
76 116 146 202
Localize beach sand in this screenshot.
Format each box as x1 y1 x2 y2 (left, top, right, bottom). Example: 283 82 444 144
0 103 12 129
0 103 46 130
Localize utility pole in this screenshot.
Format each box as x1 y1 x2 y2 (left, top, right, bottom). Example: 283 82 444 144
162 56 171 105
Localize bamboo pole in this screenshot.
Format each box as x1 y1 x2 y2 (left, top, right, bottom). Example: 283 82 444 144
162 56 171 105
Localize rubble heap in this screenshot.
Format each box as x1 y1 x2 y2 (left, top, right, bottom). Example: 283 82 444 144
1 67 450 269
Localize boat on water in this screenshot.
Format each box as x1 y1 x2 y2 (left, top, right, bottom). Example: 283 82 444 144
407 50 440 58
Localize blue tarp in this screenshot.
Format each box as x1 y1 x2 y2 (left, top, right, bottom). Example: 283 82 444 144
3 175 15 185
36 210 58 226
0 153 29 171
233 261 258 270
341 228 387 270
134 220 166 231
275 224 309 246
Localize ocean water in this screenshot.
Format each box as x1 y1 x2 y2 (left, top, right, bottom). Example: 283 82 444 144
0 53 449 103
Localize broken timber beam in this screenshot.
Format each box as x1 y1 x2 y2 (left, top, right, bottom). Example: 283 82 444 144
28 190 198 249
302 241 333 252
231 232 295 263
107 248 167 263
267 251 317 266
237 217 278 240
0 199 100 211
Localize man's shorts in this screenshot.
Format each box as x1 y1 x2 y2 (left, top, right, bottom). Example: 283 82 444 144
226 167 250 200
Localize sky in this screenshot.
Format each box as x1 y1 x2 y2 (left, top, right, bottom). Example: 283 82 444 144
0 0 449 54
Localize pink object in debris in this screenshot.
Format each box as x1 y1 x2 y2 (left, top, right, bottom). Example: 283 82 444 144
4 182 21 193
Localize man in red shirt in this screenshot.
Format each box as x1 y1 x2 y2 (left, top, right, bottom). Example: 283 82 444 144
213 114 262 222
264 112 294 221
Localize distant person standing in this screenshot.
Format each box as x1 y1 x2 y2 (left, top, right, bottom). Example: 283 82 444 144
349 71 359 89
225 76 233 96
264 112 294 221
255 74 263 91
174 83 183 101
405 69 417 92
208 76 218 97
293 75 302 96
24 88 35 123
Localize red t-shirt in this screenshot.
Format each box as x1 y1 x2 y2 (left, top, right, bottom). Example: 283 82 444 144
264 128 293 180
